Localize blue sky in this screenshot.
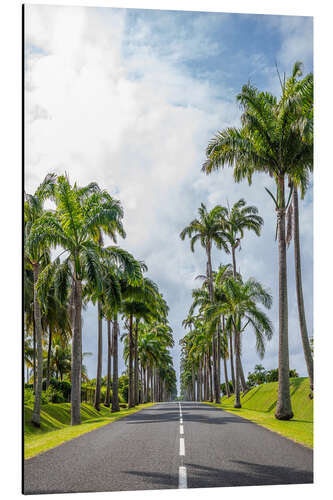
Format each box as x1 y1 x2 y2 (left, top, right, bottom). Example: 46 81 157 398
25 5 313 386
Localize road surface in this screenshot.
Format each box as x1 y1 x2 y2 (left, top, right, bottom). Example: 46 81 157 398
24 401 313 494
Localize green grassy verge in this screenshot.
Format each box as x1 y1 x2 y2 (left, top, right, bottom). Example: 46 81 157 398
24 402 154 459
206 377 313 448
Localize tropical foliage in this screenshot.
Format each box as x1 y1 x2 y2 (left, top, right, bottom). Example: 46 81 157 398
180 61 313 421
24 174 176 428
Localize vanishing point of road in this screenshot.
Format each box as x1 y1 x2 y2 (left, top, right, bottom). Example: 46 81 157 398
24 401 313 494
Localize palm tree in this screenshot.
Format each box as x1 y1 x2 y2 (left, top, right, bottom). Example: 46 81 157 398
206 276 273 408
180 204 229 403
110 261 144 412
203 64 312 419
50 342 71 381
29 175 141 424
220 199 263 393
24 172 56 426
41 285 71 390
90 189 126 411
122 276 165 407
283 63 314 393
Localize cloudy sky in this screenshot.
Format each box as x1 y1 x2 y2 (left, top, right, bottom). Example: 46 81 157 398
24 4 313 386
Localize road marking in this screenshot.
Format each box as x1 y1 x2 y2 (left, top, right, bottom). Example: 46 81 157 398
179 437 185 456
178 466 187 488
178 402 187 488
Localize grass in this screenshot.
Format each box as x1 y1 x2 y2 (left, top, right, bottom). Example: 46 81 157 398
206 377 313 448
24 402 154 459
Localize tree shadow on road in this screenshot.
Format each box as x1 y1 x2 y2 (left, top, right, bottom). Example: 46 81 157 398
185 460 313 488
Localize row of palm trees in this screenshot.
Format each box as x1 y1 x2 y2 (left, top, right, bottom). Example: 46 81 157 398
180 61 313 420
24 173 176 427
179 200 273 407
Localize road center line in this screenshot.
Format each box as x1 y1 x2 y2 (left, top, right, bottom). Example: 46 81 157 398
179 437 185 456
177 402 187 488
178 466 187 488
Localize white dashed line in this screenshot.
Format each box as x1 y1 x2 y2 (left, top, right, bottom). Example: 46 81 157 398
178 402 187 487
178 466 187 488
179 437 185 456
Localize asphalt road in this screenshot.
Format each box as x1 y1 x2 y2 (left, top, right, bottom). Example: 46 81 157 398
24 401 313 494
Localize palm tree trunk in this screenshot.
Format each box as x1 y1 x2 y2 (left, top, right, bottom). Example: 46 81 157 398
143 366 147 403
206 243 220 404
234 328 241 408
232 246 237 277
212 334 220 403
111 315 120 412
208 356 213 402
147 365 150 402
203 355 207 400
223 355 230 398
104 319 112 407
217 321 221 390
46 326 52 391
128 314 134 408
275 176 293 420
71 278 82 425
33 322 36 394
134 319 139 405
192 366 196 401
229 333 235 393
94 300 103 411
237 352 248 393
292 187 313 392
198 360 201 401
31 263 43 427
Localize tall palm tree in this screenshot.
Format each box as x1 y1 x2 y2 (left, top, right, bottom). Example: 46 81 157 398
110 262 145 412
180 204 229 403
222 199 263 278
221 199 263 392
29 175 141 424
203 64 312 419
206 276 273 408
283 62 314 393
90 189 126 411
24 172 57 426
121 275 159 408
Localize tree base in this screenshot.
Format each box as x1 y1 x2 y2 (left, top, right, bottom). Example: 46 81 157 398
234 402 241 408
274 411 294 420
31 420 40 428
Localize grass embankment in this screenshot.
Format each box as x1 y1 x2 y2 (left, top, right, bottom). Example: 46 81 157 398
207 377 313 448
24 402 154 459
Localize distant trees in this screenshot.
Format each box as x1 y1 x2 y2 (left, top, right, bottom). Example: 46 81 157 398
247 365 299 388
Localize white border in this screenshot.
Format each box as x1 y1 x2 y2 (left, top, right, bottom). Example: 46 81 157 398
1 1 331 500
